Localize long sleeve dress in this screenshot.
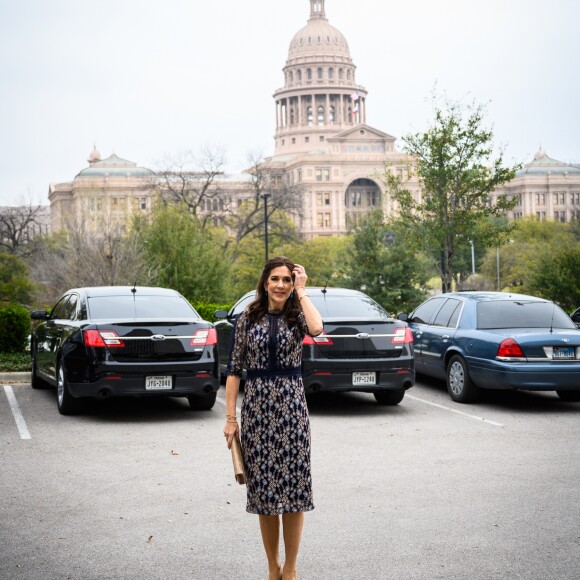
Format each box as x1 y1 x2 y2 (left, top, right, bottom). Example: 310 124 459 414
227 309 314 515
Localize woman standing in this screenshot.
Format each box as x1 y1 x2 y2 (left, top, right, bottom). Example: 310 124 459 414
223 256 323 580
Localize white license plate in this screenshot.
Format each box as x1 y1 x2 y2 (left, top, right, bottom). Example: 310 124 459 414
145 376 173 390
552 347 575 360
352 372 376 386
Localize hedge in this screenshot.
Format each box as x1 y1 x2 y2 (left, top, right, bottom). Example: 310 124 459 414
0 304 30 353
192 303 233 323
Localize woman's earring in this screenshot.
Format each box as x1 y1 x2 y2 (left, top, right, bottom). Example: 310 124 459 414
265 290 268 297
289 291 294 299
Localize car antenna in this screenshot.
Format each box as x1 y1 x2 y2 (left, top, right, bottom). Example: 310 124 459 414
131 282 137 294
322 282 328 294
549 302 555 334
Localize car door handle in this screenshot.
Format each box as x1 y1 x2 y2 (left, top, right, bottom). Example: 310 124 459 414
415 331 422 337
442 335 450 340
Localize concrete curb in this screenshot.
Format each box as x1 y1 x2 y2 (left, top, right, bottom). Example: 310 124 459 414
0 372 31 384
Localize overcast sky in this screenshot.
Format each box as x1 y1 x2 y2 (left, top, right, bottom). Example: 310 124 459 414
1 0 578 206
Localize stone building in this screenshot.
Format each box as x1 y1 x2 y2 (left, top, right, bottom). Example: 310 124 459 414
490 148 580 222
47 1 579 236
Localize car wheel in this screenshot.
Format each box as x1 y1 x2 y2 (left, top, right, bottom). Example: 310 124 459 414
187 391 217 411
447 355 479 403
31 350 49 390
56 362 81 415
556 390 580 402
374 389 405 405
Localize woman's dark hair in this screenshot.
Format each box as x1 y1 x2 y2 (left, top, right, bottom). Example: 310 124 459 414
247 256 301 326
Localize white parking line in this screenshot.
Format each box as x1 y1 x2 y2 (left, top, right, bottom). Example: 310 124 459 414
3 385 32 439
215 393 241 416
406 394 504 427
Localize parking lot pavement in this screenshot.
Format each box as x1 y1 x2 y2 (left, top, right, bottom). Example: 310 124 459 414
1 381 579 580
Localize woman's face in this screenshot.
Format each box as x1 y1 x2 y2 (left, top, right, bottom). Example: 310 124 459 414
264 265 294 309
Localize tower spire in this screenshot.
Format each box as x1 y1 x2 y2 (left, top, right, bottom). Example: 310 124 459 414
309 0 326 20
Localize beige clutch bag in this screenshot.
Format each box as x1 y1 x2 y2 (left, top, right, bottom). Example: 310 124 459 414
231 435 246 485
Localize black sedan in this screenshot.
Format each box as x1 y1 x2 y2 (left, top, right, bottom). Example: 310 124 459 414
31 286 220 415
214 287 414 405
398 292 580 403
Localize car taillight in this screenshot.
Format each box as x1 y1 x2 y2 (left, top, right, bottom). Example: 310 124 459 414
190 328 218 346
392 327 413 344
497 338 526 361
84 330 125 348
303 331 334 346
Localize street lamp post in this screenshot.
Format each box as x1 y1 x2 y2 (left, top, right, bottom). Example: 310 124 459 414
260 193 271 264
468 240 475 276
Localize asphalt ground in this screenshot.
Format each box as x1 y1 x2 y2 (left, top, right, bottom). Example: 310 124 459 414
1 377 579 580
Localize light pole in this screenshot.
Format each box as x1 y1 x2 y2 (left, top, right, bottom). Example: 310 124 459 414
468 240 475 277
260 193 271 264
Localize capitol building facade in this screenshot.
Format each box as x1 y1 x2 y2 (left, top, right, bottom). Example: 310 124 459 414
48 0 580 236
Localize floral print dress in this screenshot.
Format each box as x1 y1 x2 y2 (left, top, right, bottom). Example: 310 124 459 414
227 309 314 515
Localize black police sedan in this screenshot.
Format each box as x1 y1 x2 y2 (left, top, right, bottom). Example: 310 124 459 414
31 286 220 415
214 287 415 405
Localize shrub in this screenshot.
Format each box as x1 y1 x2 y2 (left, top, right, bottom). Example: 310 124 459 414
0 304 30 353
192 302 233 322
0 352 31 372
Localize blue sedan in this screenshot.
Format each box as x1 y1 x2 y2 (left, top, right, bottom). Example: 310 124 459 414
398 292 580 403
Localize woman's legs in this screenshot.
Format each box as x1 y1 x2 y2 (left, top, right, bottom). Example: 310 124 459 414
281 512 304 579
259 514 282 579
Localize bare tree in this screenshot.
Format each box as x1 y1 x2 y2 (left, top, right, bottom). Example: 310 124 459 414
154 146 227 228
225 153 305 256
29 203 158 303
0 201 48 256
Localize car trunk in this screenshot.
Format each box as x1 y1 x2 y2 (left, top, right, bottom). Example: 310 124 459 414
316 318 405 359
508 329 580 360
91 321 206 362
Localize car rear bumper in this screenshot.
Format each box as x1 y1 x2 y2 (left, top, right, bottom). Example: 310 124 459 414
469 358 580 391
67 371 219 399
302 359 414 394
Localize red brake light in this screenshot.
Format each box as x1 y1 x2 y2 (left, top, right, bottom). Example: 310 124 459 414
190 328 217 346
392 327 414 344
84 330 125 348
303 331 334 346
497 338 526 361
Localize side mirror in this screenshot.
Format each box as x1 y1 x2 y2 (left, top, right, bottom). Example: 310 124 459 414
396 312 409 322
31 310 49 320
214 309 228 320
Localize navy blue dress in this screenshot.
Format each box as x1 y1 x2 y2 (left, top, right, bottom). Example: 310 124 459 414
227 309 314 515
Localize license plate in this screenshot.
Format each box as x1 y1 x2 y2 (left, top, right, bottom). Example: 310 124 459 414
552 347 575 360
352 372 376 386
145 376 173 390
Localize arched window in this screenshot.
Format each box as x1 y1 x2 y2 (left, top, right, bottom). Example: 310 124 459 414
317 105 324 126
329 106 335 123
347 70 351 80
297 69 302 81
328 68 334 79
317 67 323 80
338 68 343 80
307 106 313 127
289 71 293 83
307 68 312 80
290 108 295 124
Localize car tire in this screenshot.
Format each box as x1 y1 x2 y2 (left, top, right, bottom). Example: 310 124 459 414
31 350 49 390
374 389 405 405
447 355 479 403
556 390 580 402
56 361 81 415
188 391 217 411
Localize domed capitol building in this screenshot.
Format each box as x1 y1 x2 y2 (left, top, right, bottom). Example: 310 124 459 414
48 0 580 234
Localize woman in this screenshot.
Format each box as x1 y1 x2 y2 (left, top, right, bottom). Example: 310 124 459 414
223 257 323 580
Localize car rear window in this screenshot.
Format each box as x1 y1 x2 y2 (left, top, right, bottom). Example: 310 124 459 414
477 301 575 330
309 294 391 319
87 295 199 320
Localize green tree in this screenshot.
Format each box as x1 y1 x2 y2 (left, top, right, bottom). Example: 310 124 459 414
480 217 580 307
384 96 520 292
134 202 229 302
0 252 35 305
343 210 430 313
